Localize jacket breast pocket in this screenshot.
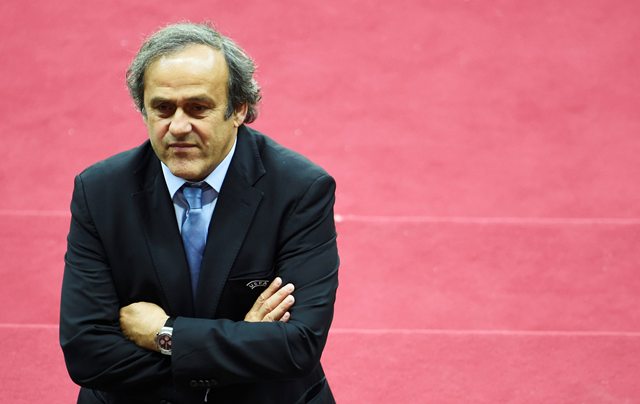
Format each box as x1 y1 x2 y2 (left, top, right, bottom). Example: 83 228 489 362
215 275 273 320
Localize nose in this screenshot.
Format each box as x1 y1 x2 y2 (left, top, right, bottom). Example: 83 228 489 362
168 109 192 136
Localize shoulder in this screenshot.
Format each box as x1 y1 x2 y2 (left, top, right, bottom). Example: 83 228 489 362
76 141 156 185
73 142 158 207
237 126 337 219
240 126 332 186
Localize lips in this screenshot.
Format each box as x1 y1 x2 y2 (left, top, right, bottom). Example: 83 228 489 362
168 142 197 148
168 142 198 151
167 143 199 157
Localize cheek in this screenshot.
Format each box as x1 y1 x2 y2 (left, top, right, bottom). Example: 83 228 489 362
147 121 168 141
192 122 218 143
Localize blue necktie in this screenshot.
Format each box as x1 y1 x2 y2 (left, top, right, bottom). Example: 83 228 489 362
181 184 210 297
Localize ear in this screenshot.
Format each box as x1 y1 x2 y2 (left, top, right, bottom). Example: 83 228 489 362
232 103 248 128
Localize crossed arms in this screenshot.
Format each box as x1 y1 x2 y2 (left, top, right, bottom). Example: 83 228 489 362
60 171 339 391
119 277 297 352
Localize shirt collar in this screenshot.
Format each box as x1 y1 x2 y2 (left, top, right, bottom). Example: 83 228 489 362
161 136 237 200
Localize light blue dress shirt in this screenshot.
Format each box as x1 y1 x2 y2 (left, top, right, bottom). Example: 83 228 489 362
161 137 237 233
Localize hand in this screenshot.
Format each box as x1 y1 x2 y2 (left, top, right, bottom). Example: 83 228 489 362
244 277 295 323
119 302 169 351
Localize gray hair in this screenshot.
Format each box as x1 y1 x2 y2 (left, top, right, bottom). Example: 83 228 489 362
126 22 261 123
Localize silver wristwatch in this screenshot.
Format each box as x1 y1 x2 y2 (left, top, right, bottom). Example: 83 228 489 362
155 326 173 356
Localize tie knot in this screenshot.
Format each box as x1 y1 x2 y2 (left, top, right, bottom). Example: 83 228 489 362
182 184 204 209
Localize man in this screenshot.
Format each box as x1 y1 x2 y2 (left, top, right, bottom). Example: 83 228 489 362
60 22 339 404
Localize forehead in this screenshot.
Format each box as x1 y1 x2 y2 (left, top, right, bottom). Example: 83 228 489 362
143 44 228 98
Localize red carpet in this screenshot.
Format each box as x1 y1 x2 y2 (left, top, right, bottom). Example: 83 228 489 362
1 0 640 402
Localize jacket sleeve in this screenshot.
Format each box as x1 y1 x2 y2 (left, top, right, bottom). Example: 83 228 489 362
59 175 172 391
171 173 339 386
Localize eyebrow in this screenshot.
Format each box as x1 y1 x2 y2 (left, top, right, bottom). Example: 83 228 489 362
149 96 216 105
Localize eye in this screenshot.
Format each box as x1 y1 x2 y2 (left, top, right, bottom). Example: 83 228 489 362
190 104 209 114
153 102 175 117
188 104 209 115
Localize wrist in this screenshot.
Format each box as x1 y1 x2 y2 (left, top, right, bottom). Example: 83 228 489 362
163 316 175 328
155 316 175 355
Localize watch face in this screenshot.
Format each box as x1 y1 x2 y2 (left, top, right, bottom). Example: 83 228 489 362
158 333 172 351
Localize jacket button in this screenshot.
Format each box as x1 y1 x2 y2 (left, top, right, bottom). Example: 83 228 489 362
189 380 198 387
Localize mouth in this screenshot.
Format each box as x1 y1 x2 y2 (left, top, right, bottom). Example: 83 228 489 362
168 143 198 152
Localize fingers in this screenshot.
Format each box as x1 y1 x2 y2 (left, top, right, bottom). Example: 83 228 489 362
260 283 294 321
248 277 283 315
244 277 296 322
263 294 295 322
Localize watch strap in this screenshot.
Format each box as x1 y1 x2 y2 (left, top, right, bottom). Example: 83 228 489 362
156 324 173 356
164 316 176 328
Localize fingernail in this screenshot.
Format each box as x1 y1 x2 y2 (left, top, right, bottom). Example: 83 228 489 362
286 283 294 292
274 277 282 286
287 295 295 303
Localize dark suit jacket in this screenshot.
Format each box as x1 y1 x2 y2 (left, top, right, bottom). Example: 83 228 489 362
60 125 339 404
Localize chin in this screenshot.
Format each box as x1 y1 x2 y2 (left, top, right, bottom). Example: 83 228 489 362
165 156 213 181
167 165 200 181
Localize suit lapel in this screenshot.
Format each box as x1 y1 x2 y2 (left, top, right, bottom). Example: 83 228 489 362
132 148 195 316
195 128 265 317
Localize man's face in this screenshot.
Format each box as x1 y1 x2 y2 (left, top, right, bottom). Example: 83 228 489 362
143 44 247 181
